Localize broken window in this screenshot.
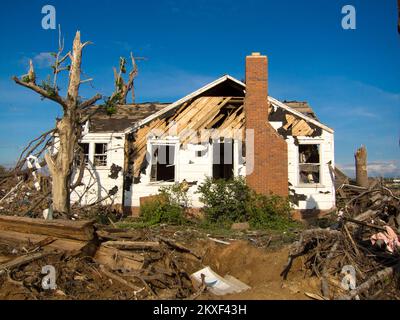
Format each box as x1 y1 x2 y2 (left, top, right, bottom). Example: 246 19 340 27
212 140 234 180
76 143 89 166
94 143 108 167
299 144 320 184
150 144 176 182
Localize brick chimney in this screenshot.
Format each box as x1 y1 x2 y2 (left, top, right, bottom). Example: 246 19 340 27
244 53 288 196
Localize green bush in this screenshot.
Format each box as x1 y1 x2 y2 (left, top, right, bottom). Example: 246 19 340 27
247 193 295 231
197 177 251 223
139 183 190 226
197 177 295 231
159 183 190 209
140 199 184 225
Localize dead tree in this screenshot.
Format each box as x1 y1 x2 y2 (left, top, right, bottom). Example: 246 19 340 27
355 145 368 188
13 30 102 214
112 52 138 104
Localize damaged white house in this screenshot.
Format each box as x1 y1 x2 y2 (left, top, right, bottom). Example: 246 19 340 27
71 53 336 218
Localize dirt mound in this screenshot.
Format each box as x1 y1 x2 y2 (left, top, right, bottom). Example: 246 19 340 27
200 240 320 300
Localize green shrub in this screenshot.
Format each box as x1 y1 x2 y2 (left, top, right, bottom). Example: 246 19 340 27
140 199 184 225
197 177 251 223
139 183 190 226
197 176 295 231
159 183 190 209
247 193 295 231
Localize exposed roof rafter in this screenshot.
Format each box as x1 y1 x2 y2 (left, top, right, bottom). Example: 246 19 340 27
124 74 333 134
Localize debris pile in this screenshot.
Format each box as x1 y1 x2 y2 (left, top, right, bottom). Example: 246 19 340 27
0 216 209 300
282 180 400 300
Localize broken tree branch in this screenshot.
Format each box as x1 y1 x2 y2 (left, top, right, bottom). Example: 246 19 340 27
12 76 67 109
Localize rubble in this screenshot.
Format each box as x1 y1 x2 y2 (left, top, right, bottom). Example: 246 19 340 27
0 215 208 300
282 179 400 300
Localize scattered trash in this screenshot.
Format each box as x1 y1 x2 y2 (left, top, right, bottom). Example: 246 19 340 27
42 206 53 220
191 266 250 296
370 226 400 253
26 155 42 191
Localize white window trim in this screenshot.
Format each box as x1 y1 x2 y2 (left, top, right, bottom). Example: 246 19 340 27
296 139 325 188
93 142 109 168
75 141 110 169
147 137 180 184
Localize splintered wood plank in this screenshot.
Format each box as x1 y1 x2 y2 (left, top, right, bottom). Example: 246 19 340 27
161 97 214 138
205 113 225 129
0 230 91 253
0 251 54 272
94 244 144 271
0 215 95 241
283 114 297 130
161 97 208 136
180 97 231 144
292 119 313 136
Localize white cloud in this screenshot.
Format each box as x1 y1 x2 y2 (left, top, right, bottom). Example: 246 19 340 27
343 106 380 119
32 52 54 68
20 52 54 69
338 160 400 178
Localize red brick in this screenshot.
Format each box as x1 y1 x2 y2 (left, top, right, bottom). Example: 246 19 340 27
244 53 288 197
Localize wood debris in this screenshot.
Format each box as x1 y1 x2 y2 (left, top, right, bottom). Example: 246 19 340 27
282 179 400 300
0 215 204 300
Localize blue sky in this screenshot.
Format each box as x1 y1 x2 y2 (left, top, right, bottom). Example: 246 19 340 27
0 0 399 177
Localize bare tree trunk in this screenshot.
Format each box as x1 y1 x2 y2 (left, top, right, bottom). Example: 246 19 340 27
355 145 368 188
13 29 106 216
43 31 89 214
46 115 79 213
51 171 70 213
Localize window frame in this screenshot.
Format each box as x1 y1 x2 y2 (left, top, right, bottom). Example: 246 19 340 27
297 141 323 187
93 142 109 167
76 142 90 166
148 138 179 184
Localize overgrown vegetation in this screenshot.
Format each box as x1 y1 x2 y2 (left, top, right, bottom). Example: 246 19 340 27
197 177 297 231
129 183 190 227
102 94 120 115
197 177 251 223
39 76 59 98
118 177 298 232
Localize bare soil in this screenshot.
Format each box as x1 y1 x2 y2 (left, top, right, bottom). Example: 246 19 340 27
199 240 319 300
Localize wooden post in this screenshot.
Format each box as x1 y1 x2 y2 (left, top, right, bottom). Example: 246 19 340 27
355 145 368 188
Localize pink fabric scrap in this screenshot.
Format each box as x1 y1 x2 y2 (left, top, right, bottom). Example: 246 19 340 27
370 226 400 253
